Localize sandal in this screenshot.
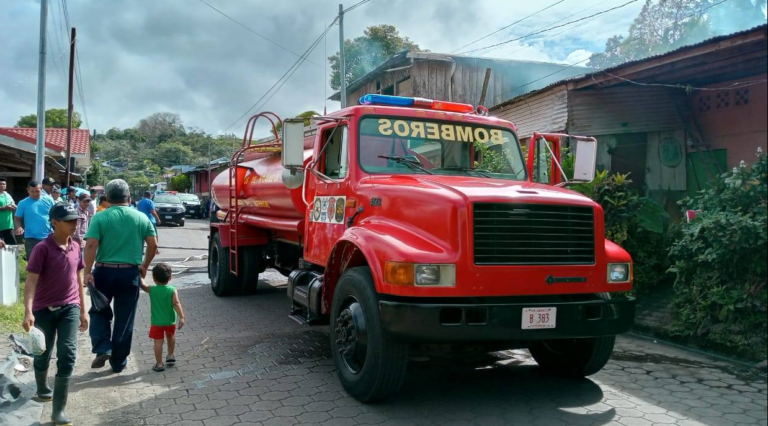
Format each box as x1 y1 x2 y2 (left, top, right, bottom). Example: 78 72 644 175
152 364 165 372
166 356 176 364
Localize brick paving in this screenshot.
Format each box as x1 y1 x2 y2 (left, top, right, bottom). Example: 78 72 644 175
42 270 767 426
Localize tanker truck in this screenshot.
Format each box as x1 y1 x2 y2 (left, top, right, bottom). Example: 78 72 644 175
208 94 636 402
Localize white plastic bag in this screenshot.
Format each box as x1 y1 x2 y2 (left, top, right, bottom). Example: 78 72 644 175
28 326 46 356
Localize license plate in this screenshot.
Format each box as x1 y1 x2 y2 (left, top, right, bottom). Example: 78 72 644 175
522 307 557 329
165 215 173 219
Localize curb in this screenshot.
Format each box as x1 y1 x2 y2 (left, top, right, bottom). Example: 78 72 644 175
628 331 762 370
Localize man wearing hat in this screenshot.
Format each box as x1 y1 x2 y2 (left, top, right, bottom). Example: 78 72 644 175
22 203 88 425
42 177 56 197
51 185 63 204
74 193 93 250
66 187 79 208
14 180 55 257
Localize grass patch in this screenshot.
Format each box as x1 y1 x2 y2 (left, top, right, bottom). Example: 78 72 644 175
0 255 26 334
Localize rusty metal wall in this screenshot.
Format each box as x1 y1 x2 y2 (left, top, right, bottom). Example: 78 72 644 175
568 86 685 136
490 86 569 139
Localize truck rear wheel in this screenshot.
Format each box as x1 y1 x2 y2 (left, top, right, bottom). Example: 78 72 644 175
210 232 239 297
238 246 261 295
330 267 408 403
529 336 616 377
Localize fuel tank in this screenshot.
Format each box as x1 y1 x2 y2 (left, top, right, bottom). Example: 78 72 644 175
211 145 312 220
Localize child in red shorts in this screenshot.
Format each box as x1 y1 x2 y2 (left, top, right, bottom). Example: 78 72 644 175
140 263 186 372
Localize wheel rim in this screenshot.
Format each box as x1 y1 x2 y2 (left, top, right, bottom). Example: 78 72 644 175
335 297 368 374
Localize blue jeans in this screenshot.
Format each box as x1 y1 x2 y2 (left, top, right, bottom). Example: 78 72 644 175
88 266 140 372
34 304 80 378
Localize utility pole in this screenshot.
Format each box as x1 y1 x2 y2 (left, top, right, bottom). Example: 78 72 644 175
35 0 49 182
338 4 347 108
65 27 76 188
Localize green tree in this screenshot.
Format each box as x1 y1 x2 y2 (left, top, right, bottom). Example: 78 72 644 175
589 0 767 69
136 112 185 146
155 142 195 168
272 110 320 138
329 24 421 91
125 174 151 196
16 108 83 128
169 174 192 192
84 161 107 187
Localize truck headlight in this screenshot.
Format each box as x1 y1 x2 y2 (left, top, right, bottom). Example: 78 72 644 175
608 263 631 283
415 264 456 286
385 262 455 286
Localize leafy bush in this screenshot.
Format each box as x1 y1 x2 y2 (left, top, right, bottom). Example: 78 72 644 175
668 150 767 359
572 171 671 294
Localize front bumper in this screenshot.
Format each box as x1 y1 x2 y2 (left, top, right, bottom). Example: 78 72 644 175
379 296 635 343
159 211 185 224
185 205 201 216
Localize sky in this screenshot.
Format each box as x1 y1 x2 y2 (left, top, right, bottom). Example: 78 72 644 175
0 0 693 138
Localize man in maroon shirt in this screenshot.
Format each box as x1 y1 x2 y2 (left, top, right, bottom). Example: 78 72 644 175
22 204 88 426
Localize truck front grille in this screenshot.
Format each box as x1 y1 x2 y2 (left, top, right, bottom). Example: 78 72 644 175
473 203 595 265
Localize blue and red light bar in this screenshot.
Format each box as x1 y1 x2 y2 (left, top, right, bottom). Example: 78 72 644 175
359 94 476 114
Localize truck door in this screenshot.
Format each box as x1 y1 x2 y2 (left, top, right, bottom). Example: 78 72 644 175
304 124 350 265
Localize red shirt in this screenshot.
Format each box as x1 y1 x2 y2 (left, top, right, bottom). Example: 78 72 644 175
26 235 84 312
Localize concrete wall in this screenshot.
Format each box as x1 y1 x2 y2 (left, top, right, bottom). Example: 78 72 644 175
691 74 768 168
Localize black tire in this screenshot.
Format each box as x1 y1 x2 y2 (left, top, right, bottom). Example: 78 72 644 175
330 267 408 402
529 335 616 377
179 221 185 227
238 246 262 295
209 232 240 297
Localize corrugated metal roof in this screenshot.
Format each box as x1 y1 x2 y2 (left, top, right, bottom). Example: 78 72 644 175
493 86 569 139
568 86 684 136
491 24 768 111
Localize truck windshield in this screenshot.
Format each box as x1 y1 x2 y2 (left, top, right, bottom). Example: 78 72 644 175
358 117 527 180
179 194 199 202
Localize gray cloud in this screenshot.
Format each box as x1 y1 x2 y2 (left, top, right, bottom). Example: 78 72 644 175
1 0 648 138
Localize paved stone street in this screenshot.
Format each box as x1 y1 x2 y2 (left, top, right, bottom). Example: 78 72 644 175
36 221 768 425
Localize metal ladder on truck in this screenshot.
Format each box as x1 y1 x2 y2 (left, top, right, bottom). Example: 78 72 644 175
227 112 284 277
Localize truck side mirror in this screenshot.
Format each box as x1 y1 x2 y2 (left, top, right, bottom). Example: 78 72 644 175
282 119 305 169
573 138 597 182
281 119 306 189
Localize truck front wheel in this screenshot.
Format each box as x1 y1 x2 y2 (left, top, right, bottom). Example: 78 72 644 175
330 267 408 402
210 232 239 297
529 336 616 377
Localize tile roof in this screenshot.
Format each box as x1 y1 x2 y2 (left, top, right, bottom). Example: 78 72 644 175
0 127 90 155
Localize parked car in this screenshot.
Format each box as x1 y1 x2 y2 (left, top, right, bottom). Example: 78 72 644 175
153 194 185 227
179 193 203 218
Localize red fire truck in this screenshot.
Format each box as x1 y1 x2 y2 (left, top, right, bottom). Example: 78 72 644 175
208 94 635 402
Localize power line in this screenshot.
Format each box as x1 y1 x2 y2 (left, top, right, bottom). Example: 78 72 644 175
58 0 91 130
452 0 567 54
598 71 767 91
461 0 640 55
343 0 373 14
496 0 617 58
197 0 323 68
222 19 339 134
491 0 734 105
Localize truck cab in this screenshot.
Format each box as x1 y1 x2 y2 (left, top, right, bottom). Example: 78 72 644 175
208 95 635 402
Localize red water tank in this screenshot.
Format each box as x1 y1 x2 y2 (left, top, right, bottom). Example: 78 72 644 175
211 149 312 220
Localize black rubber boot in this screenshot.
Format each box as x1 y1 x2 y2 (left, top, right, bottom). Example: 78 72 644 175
51 377 73 425
34 369 53 401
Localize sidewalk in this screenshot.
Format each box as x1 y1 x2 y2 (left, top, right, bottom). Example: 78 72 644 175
35 270 768 426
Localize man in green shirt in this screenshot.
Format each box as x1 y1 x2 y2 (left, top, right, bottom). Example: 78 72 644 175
84 179 158 373
0 177 17 245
